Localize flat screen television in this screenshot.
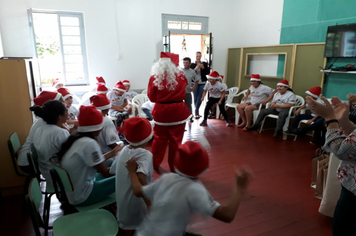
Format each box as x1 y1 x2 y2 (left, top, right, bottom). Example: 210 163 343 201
324 23 356 58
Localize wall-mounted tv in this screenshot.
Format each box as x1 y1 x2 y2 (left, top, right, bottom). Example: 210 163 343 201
324 23 356 58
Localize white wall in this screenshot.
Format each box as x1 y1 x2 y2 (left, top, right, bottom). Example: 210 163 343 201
0 0 284 89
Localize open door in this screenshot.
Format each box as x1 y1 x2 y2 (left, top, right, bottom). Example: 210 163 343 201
203 33 212 69
163 31 170 52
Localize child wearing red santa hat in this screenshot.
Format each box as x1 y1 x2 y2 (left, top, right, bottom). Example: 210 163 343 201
52 78 64 90
90 94 121 154
107 81 129 128
17 91 63 174
123 80 138 115
56 105 123 205
200 71 232 127
126 141 251 236
109 117 153 235
148 52 191 172
246 79 296 138
81 77 110 106
58 88 79 127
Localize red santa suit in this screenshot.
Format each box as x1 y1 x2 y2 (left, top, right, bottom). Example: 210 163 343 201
148 52 191 172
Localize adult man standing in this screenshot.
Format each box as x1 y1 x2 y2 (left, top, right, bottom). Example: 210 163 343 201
148 52 191 172
182 57 199 122
190 51 210 119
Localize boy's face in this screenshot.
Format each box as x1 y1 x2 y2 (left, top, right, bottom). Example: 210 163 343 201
125 84 130 92
64 96 73 108
114 90 124 96
56 84 64 89
209 79 216 85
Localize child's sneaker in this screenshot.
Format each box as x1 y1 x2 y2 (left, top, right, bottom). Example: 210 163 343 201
226 121 232 127
200 119 207 126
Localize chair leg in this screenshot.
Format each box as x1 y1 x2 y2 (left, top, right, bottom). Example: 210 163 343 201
259 117 266 133
43 193 54 236
235 109 240 125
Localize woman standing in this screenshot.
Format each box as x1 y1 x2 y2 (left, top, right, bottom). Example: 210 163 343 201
306 96 356 236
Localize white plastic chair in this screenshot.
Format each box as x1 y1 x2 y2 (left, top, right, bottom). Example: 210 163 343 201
215 87 239 119
259 95 305 140
141 89 147 94
131 94 149 117
225 89 248 125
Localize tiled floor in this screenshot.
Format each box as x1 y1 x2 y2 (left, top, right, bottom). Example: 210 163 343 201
1 118 333 236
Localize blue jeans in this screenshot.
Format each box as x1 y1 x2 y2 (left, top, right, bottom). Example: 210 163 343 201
193 84 205 115
142 108 153 120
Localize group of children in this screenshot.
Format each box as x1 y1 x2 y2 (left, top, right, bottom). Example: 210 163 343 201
17 76 252 235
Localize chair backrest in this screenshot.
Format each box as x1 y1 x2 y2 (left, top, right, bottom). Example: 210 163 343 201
50 158 74 192
295 95 305 107
141 89 147 94
132 94 149 116
7 132 23 176
225 87 239 104
26 178 44 236
27 145 41 181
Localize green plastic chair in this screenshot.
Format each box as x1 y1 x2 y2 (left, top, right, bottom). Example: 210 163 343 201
49 158 116 212
28 145 55 231
7 132 34 195
27 178 118 236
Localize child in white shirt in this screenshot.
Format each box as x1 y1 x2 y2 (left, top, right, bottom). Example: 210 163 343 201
57 88 79 128
107 81 129 128
200 71 231 127
90 94 120 154
141 101 155 121
123 80 138 115
110 117 153 235
126 141 251 236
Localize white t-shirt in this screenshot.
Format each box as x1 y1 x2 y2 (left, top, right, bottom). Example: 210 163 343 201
97 116 120 154
109 146 153 229
68 106 79 120
272 90 296 112
33 124 70 186
135 173 220 236
141 101 155 111
107 91 126 115
249 84 274 105
126 90 138 102
183 68 199 93
18 118 45 166
61 137 106 205
203 81 226 98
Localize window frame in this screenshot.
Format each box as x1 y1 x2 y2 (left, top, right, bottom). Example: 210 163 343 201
28 9 89 86
162 14 209 35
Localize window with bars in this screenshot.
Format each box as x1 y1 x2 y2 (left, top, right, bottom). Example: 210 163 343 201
162 14 208 35
29 10 89 86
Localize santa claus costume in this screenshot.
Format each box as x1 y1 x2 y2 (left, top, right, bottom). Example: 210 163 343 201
148 52 191 172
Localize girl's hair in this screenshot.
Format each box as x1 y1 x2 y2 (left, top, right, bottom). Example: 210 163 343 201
287 87 294 92
29 100 66 124
56 132 96 162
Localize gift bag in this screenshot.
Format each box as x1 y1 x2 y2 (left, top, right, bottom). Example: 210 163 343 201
315 156 330 199
311 148 329 188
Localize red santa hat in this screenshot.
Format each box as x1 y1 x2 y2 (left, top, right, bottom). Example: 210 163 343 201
96 76 106 85
305 86 322 98
113 81 126 92
77 105 104 132
122 117 153 146
160 52 179 66
122 80 130 85
90 94 111 111
250 74 261 82
174 141 209 178
96 84 109 94
277 79 289 87
33 91 62 106
57 88 73 100
52 78 64 88
206 71 221 80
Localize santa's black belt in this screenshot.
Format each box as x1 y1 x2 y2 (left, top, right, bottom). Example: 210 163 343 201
157 101 183 104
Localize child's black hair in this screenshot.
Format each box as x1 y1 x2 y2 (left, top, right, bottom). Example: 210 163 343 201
29 100 66 125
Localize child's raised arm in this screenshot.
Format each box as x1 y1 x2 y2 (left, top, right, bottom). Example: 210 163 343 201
126 158 144 197
213 166 252 223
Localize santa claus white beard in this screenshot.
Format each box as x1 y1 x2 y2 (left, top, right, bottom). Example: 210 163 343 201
151 59 182 91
